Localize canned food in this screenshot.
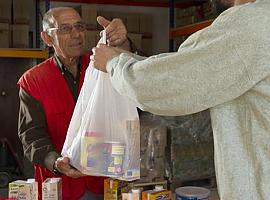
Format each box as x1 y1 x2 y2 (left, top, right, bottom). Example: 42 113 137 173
175 186 210 200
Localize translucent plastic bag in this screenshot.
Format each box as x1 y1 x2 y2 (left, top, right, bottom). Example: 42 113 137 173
62 32 140 181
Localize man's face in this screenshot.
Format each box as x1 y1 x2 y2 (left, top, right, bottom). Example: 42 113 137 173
49 9 86 59
213 0 234 14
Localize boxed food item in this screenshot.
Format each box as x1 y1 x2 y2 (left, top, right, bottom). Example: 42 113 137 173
9 179 38 200
0 0 12 23
142 186 172 200
104 178 130 200
81 4 97 28
12 24 29 48
13 0 31 24
127 33 142 50
84 30 99 51
126 14 140 33
139 15 153 33
141 38 152 56
0 23 10 48
42 178 62 200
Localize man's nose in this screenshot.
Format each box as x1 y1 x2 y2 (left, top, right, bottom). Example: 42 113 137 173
70 26 80 37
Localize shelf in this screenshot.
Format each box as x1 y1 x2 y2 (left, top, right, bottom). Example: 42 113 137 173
49 0 206 8
169 19 214 38
0 49 49 59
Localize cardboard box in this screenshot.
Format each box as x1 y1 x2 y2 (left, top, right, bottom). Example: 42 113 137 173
141 38 152 56
142 189 172 200
9 179 38 200
81 4 97 28
139 15 153 33
0 23 10 48
13 0 31 24
42 178 62 200
0 0 12 23
84 30 99 52
128 33 142 50
104 178 130 200
126 14 140 33
12 24 29 48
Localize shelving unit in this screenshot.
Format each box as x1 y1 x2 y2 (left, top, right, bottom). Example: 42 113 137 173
169 0 215 51
169 18 214 38
49 0 206 8
0 48 49 59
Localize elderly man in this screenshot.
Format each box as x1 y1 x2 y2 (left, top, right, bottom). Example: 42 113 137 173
92 0 270 199
18 7 130 200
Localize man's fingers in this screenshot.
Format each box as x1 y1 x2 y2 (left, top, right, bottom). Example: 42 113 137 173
66 168 84 178
107 35 125 46
97 16 110 29
62 156 70 164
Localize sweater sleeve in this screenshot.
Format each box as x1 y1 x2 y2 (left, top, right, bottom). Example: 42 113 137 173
106 7 270 116
18 87 60 172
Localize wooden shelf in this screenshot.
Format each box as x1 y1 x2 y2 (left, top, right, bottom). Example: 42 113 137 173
170 19 214 38
50 0 206 8
0 48 49 59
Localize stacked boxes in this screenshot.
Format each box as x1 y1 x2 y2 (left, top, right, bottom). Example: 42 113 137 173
12 24 29 48
84 30 100 52
0 0 12 23
0 1 11 48
12 0 31 48
174 1 216 50
104 178 130 200
128 33 142 50
126 14 140 33
139 15 153 55
0 23 10 48
81 4 97 29
0 0 31 48
9 179 38 200
13 0 31 24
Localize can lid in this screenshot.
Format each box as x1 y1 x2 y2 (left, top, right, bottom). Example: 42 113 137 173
131 188 140 193
154 185 164 191
175 186 210 199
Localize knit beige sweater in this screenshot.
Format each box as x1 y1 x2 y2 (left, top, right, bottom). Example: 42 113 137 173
106 0 270 199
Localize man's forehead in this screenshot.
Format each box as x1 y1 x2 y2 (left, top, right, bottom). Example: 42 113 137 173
51 9 81 25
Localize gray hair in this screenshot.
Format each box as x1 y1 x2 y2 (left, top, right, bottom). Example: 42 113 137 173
42 7 76 32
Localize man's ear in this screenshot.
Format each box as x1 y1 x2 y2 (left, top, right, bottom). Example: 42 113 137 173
41 31 54 47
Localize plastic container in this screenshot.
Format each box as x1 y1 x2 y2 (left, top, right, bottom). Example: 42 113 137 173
175 186 210 200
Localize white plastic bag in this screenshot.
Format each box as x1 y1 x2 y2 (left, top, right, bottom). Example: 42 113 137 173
62 31 140 181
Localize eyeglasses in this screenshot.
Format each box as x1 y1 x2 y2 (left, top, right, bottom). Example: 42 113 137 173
46 22 86 34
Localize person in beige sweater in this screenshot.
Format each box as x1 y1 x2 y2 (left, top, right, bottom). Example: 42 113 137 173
91 0 270 199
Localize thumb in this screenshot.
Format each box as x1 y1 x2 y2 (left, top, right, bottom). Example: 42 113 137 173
97 16 111 28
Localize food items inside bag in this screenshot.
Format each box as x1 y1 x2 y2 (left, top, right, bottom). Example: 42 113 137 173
62 31 140 181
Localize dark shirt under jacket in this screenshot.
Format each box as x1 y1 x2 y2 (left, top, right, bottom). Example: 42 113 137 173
18 55 82 172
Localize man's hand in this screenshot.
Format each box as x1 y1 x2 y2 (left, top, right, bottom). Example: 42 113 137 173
97 16 130 51
91 44 126 72
54 157 84 178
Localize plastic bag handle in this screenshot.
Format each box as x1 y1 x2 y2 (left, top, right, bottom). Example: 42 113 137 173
101 30 106 45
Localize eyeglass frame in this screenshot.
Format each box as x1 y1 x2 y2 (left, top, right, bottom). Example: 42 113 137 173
46 21 87 34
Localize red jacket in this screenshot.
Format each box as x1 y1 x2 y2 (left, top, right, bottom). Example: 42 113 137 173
18 54 104 200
